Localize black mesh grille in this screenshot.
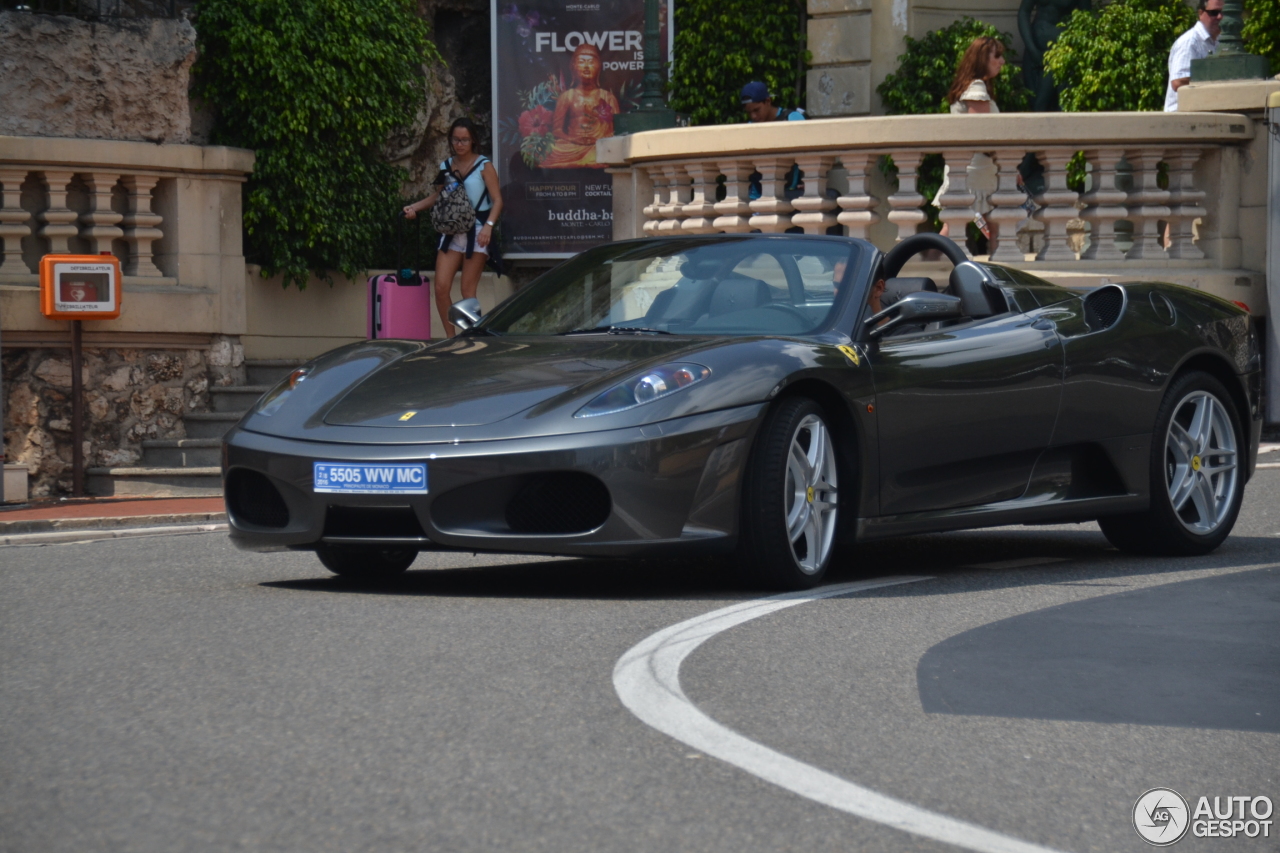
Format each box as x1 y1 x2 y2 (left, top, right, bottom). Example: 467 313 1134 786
226 469 290 528
1084 286 1125 331
324 506 425 538
505 472 611 534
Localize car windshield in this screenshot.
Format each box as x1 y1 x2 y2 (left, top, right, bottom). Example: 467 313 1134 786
480 237 860 337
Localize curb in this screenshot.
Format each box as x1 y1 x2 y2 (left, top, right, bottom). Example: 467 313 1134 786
1 522 229 547
0 511 228 536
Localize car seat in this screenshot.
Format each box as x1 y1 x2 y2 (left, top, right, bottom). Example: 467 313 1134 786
709 276 772 315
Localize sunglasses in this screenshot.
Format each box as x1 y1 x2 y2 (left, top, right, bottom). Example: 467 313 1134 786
1204 8 1223 16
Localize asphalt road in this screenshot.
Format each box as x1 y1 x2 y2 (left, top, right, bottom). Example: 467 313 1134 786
2 471 1278 853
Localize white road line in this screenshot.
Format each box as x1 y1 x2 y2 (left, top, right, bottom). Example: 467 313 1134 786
613 577 1070 853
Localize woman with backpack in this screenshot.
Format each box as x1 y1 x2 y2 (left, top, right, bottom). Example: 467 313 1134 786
404 117 504 337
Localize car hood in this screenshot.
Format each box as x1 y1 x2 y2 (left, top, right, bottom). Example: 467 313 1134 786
321 336 709 427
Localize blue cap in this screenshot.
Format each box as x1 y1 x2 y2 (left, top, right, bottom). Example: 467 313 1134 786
740 81 770 105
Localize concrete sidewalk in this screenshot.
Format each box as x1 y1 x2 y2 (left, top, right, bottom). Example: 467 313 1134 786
0 497 227 546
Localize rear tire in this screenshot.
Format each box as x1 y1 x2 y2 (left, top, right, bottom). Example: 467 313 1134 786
738 397 840 589
316 544 417 581
1098 371 1243 556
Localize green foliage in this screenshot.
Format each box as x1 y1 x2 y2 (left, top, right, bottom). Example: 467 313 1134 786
195 0 440 288
669 0 806 125
877 17 1031 116
1244 0 1280 69
1043 0 1194 112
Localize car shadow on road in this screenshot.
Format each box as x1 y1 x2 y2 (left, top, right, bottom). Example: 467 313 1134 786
261 527 1279 601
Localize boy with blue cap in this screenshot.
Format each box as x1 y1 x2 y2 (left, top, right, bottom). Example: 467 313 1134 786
740 81 806 123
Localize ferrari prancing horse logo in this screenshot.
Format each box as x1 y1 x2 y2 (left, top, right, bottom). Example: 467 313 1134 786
837 345 861 366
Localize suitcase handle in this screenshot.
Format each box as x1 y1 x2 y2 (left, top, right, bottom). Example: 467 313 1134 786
397 212 424 286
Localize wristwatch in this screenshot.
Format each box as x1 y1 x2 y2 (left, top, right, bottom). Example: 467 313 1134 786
485 220 495 227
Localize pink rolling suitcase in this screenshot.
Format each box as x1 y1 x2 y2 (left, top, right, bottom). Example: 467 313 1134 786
367 214 433 340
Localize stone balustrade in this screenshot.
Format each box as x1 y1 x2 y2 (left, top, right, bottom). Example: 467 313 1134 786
0 135 254 337
598 112 1260 275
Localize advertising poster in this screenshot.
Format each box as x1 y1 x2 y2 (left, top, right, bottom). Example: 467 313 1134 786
492 0 672 258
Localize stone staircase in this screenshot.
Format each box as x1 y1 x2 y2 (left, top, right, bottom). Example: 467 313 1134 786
87 359 304 498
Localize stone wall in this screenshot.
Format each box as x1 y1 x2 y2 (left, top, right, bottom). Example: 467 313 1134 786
2 337 244 497
0 11 199 144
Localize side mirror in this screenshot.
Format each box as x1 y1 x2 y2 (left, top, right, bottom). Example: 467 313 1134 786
866 291 963 337
448 297 482 331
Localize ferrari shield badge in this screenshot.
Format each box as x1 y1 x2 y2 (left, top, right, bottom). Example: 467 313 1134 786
837 345 861 366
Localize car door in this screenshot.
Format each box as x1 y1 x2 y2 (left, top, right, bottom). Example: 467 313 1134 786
870 305 1064 516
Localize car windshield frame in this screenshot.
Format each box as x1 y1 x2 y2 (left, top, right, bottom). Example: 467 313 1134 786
477 236 862 338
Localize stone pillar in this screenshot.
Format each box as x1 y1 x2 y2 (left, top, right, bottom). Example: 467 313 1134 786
1032 149 1080 262
748 157 796 233
885 151 926 243
656 164 689 233
78 172 124 256
806 0 873 117
1124 149 1171 261
0 168 32 274
1079 149 1129 261
1165 149 1207 260
120 175 164 276
987 150 1028 263
835 153 879 240
681 163 719 233
712 161 753 233
642 167 666 235
935 150 977 257
37 170 79 256
791 155 838 234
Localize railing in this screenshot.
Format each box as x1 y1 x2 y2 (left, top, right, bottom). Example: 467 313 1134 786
598 112 1257 268
0 135 253 282
0 135 254 337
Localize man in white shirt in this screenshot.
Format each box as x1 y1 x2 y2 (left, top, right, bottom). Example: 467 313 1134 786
1164 0 1223 111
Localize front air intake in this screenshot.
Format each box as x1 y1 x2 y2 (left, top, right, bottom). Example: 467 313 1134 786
226 468 290 528
1084 284 1126 332
324 506 426 539
504 472 611 534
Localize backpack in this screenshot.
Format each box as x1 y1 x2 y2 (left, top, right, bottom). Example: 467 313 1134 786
431 157 489 236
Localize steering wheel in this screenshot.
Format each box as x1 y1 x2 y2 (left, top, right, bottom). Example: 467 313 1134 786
759 303 811 323
881 232 967 280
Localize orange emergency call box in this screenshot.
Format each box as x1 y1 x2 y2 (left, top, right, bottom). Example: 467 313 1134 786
39 254 122 320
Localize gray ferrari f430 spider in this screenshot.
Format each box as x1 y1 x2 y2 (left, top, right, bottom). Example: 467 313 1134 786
223 233 1262 588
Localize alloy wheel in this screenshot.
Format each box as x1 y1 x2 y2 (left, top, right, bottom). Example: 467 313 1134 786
1164 390 1238 535
783 414 838 574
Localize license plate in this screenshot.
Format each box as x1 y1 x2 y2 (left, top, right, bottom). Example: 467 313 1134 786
313 462 428 494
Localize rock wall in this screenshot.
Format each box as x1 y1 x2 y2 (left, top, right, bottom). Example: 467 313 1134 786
2 337 243 497
0 11 198 144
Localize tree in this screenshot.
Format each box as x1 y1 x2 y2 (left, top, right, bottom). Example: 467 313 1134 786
669 0 805 126
1042 0 1195 112
195 0 440 288
877 17 1031 115
1244 0 1280 70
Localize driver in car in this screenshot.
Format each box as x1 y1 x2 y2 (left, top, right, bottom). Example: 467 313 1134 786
832 259 887 315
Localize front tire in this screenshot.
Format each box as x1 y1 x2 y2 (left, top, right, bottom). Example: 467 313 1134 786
1099 371 1243 556
738 397 840 589
316 544 417 581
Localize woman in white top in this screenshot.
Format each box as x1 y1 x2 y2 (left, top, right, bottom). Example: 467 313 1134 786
933 37 1006 245
404 117 504 337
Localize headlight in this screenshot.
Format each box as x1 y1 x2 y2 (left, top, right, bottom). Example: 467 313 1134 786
255 367 310 417
575 363 710 418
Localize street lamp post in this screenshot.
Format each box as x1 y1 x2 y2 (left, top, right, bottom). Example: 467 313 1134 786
613 0 677 135
1191 0 1270 81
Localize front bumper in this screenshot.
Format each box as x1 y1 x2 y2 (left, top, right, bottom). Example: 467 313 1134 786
224 404 764 557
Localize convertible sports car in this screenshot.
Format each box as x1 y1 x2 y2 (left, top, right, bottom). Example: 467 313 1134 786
224 233 1262 588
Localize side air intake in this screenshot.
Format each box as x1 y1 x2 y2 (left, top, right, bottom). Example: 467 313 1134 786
1083 284 1126 332
226 468 290 528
